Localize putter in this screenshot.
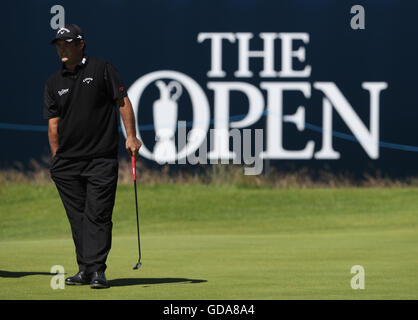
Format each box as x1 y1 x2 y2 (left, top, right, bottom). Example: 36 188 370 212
131 155 142 270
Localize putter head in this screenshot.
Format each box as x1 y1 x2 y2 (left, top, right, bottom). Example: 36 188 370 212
133 261 142 270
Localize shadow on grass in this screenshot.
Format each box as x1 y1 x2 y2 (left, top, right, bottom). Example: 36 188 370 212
108 278 207 287
0 270 64 278
0 271 207 287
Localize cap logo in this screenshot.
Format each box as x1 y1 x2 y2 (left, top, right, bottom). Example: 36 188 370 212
57 27 70 35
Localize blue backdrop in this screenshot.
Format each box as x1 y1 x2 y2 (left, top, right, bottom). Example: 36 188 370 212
0 0 417 177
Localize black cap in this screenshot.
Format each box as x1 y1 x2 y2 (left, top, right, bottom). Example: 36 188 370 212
50 24 84 44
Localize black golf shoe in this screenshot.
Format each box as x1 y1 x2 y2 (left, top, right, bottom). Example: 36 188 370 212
65 271 91 285
90 271 109 289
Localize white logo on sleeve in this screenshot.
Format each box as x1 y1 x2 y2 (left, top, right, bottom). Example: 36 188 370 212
83 77 93 84
58 88 69 96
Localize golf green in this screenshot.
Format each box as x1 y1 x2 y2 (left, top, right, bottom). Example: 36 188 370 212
0 184 417 299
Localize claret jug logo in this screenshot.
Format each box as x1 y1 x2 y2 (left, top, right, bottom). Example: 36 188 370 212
127 71 210 164
123 32 388 164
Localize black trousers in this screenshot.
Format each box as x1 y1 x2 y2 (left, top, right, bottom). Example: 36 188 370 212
50 156 118 274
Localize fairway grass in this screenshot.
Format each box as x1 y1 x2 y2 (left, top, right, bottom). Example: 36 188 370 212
0 184 417 299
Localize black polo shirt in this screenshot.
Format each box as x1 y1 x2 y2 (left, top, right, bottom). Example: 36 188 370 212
44 56 127 159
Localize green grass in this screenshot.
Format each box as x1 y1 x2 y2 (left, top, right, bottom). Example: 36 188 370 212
0 183 417 299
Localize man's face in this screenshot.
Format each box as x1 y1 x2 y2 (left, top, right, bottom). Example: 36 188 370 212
55 39 83 64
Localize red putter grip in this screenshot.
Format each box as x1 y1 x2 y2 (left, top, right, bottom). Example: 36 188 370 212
131 156 136 181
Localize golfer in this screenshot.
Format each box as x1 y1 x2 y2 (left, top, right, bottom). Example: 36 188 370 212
44 24 142 288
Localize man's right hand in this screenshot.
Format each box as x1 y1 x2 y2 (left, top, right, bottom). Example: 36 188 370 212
48 118 59 158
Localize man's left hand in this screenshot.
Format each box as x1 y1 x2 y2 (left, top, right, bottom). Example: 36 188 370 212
126 136 142 158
